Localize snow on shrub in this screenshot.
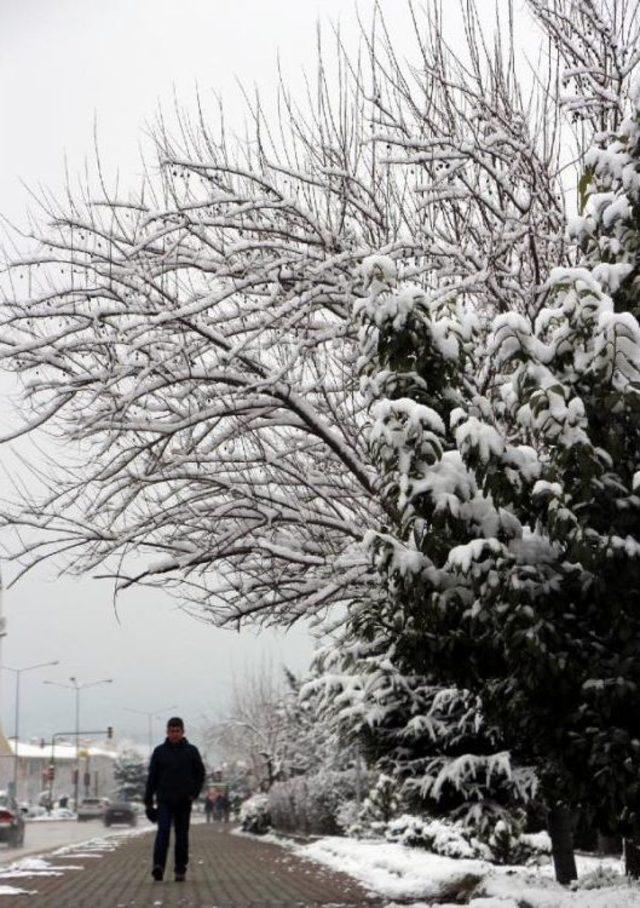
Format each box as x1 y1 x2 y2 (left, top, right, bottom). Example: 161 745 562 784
240 793 271 835
382 814 551 866
488 819 528 865
385 814 487 859
519 831 552 857
335 799 361 834
488 820 552 866
269 769 367 836
341 773 404 839
359 774 400 824
571 865 624 890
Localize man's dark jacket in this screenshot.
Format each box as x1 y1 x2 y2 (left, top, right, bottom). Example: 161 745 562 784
144 738 205 807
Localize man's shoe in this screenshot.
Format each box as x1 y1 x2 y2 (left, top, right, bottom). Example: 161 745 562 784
152 866 163 882
174 872 186 882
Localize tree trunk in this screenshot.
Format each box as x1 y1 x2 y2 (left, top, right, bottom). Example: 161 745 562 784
625 838 640 878
548 805 578 885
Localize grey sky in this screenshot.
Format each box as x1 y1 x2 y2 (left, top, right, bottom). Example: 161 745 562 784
0 0 538 749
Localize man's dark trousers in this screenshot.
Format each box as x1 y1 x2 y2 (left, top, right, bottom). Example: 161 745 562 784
153 801 192 875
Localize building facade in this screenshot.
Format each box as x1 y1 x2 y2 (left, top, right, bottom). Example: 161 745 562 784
1 739 117 806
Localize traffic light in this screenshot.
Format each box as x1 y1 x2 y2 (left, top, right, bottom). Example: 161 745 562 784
106 726 113 740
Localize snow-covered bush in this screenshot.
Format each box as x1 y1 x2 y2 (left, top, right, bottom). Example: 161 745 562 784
335 799 361 834
383 814 550 866
385 814 487 860
519 831 552 861
268 770 367 836
488 819 539 866
343 773 406 839
240 793 271 835
571 865 625 890
358 775 400 825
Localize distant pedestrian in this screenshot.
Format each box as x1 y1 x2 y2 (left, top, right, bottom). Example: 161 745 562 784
218 791 231 823
204 791 215 823
144 717 205 883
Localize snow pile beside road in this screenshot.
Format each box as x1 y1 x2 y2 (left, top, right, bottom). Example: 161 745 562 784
0 828 152 893
0 857 83 878
52 827 150 858
31 808 76 821
295 836 640 906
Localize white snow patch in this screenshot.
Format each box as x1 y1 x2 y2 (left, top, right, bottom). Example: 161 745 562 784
0 856 83 879
286 835 640 907
295 836 486 900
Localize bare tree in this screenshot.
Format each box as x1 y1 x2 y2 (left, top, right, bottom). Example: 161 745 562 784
0 1 572 626
204 664 327 790
528 0 640 133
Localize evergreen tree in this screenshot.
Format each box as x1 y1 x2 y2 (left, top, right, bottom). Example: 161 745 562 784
113 749 148 801
354 87 640 883
485 86 640 838
312 256 538 836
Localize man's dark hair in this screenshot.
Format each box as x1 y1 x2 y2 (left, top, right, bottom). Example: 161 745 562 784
167 716 184 730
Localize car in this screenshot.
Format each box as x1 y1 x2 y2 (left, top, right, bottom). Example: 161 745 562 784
0 792 25 847
77 797 105 821
103 801 136 827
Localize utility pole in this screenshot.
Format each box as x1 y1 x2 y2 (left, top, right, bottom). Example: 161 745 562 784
3 661 59 800
124 705 177 755
44 677 113 807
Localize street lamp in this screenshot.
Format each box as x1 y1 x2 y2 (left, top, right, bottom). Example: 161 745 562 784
3 660 59 800
43 676 113 807
124 705 178 754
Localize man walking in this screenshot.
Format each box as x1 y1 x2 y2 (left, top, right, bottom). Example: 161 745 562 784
144 716 205 883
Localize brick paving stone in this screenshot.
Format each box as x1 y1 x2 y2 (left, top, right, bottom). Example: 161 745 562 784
0 824 385 908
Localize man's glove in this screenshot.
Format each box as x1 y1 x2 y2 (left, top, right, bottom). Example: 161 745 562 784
145 804 158 823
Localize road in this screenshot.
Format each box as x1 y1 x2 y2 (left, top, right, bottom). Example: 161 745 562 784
0 818 152 866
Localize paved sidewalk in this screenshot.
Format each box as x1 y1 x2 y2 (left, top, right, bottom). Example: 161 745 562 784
0 824 384 907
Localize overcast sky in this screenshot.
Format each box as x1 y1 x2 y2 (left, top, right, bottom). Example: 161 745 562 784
0 0 536 753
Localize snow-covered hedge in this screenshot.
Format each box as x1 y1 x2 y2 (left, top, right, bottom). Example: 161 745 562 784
269 770 369 836
240 793 271 835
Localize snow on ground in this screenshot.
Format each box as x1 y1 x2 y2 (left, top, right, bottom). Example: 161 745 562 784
50 826 151 857
0 826 151 890
293 836 640 907
0 817 153 868
232 827 298 849
30 808 76 821
471 868 640 907
0 884 37 895
297 836 486 901
0 857 83 878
